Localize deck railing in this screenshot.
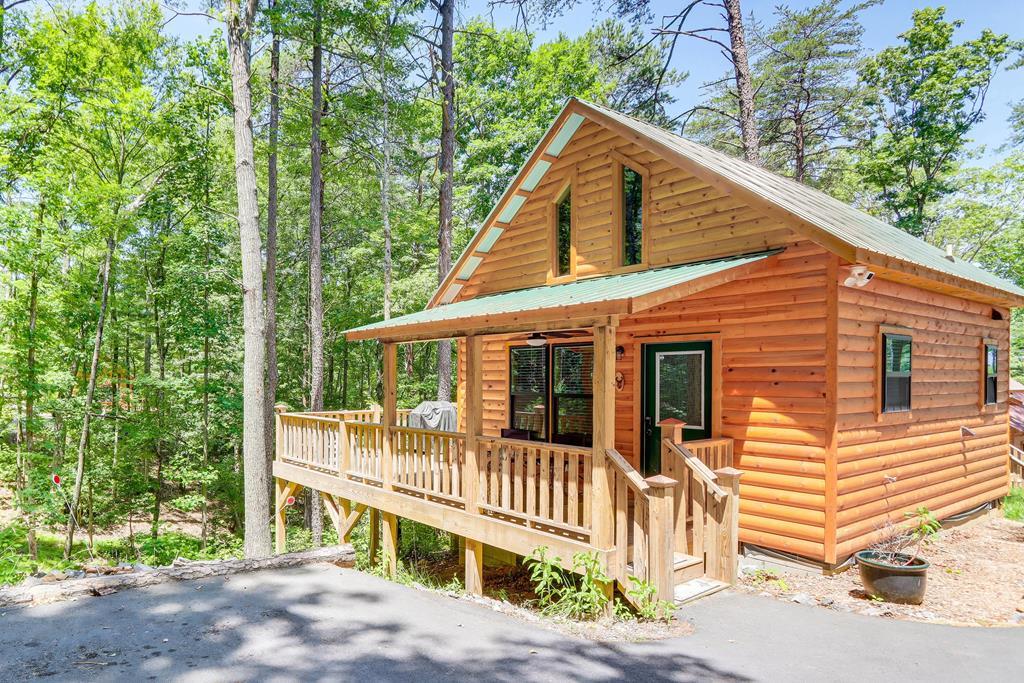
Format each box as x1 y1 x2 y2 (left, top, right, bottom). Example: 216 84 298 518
390 426 465 503
302 408 411 426
476 437 592 539
1011 444 1024 486
276 409 742 600
662 438 742 584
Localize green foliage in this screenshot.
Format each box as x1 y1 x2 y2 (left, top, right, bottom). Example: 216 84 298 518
1004 487 1024 521
525 546 611 620
95 532 241 567
855 7 1016 237
614 576 676 623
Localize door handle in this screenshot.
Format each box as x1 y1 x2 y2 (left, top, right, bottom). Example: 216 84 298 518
644 415 653 437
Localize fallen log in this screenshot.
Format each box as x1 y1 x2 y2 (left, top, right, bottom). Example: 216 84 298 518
0 545 355 609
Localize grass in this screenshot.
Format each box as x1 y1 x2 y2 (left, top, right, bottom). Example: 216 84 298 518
0 522 242 586
1004 487 1024 521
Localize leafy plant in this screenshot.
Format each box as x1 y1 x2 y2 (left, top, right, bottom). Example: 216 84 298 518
618 577 676 623
1004 487 1024 521
868 507 942 566
525 546 611 620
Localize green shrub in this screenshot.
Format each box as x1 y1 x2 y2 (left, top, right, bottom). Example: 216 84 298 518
525 546 611 620
614 577 676 623
1005 487 1024 521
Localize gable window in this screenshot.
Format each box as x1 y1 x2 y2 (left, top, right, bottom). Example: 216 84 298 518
622 165 644 266
508 343 593 446
555 187 572 277
881 333 912 413
984 344 998 405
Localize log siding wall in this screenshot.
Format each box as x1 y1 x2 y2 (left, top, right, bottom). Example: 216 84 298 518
834 278 1011 558
449 119 1014 565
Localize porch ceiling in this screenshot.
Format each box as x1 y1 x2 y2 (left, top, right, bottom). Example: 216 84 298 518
345 250 781 343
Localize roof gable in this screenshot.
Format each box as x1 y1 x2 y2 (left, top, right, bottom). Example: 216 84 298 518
431 99 1024 308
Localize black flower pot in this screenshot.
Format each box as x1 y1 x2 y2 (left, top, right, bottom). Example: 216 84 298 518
855 550 929 605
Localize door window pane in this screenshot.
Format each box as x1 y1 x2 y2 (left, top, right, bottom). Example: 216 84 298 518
622 166 643 266
656 351 704 428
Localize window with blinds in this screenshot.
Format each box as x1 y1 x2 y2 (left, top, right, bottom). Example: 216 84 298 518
882 333 912 413
510 346 547 439
507 343 594 446
553 345 593 446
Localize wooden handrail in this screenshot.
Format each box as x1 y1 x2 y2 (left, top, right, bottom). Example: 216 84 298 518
606 448 650 495
279 413 343 425
389 425 465 438
1010 444 1024 467
664 439 726 499
476 435 593 457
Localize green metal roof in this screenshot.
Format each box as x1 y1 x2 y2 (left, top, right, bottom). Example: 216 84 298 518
348 251 777 339
580 100 1024 300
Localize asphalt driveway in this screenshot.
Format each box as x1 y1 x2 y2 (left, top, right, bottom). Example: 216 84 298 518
0 563 1020 681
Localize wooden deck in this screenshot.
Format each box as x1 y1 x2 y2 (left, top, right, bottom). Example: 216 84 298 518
273 408 742 604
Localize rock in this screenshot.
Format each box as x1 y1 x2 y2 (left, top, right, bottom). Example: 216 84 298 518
42 572 67 583
66 570 86 580
20 577 43 588
818 597 835 607
133 564 152 572
917 610 937 620
1008 613 1024 625
790 593 816 606
861 606 885 617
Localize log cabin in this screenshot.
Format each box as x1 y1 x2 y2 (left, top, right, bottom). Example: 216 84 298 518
273 99 1024 603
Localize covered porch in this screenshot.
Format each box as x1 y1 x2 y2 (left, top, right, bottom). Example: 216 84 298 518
273 257 765 603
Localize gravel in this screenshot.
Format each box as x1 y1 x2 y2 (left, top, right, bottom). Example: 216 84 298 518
739 514 1024 626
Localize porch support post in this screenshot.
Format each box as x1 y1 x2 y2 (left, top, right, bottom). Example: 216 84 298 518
274 478 288 555
464 537 484 595
368 507 380 565
463 335 482 514
382 511 399 578
381 342 397 490
591 323 617 552
713 467 743 585
645 474 678 601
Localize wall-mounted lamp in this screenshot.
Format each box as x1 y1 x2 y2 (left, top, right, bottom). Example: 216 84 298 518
526 333 547 347
615 345 625 360
842 265 875 288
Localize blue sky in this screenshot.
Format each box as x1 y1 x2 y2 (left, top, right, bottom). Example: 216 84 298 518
166 0 1023 160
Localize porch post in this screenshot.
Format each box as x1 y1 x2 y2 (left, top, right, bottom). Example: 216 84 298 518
381 342 397 491
463 335 484 595
591 323 617 552
463 335 482 515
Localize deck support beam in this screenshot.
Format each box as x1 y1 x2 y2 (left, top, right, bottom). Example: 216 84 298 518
463 335 482 513
464 538 484 595
592 323 617 607
274 479 300 555
382 512 399 577
382 343 397 490
368 507 380 566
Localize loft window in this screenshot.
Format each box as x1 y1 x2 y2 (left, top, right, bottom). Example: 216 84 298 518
555 187 572 277
622 165 643 266
984 344 997 405
509 347 547 440
881 333 912 413
508 343 593 447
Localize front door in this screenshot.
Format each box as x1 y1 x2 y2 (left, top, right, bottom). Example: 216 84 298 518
642 341 712 475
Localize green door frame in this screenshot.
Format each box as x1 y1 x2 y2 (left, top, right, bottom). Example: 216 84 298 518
641 340 713 475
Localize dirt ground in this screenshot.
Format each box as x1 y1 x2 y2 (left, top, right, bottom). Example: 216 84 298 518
738 513 1024 627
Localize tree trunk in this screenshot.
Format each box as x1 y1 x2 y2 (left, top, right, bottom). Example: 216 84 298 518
226 0 271 559
435 0 455 401
723 0 760 165
264 0 281 509
64 234 115 559
307 0 325 546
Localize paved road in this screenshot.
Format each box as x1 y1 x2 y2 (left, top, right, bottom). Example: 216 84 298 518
1 564 1020 681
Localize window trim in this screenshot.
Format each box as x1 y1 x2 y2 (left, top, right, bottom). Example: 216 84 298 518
547 172 577 283
981 339 999 408
609 149 650 273
878 329 912 415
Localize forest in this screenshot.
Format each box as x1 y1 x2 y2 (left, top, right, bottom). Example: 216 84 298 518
0 0 1022 578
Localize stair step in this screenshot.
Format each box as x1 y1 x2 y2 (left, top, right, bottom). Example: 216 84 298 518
673 552 704 583
673 577 728 605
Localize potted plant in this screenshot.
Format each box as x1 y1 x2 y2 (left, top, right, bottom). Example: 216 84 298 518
855 507 941 605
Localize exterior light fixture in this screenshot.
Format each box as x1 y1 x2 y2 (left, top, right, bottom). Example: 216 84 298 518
843 265 875 288
526 333 547 347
